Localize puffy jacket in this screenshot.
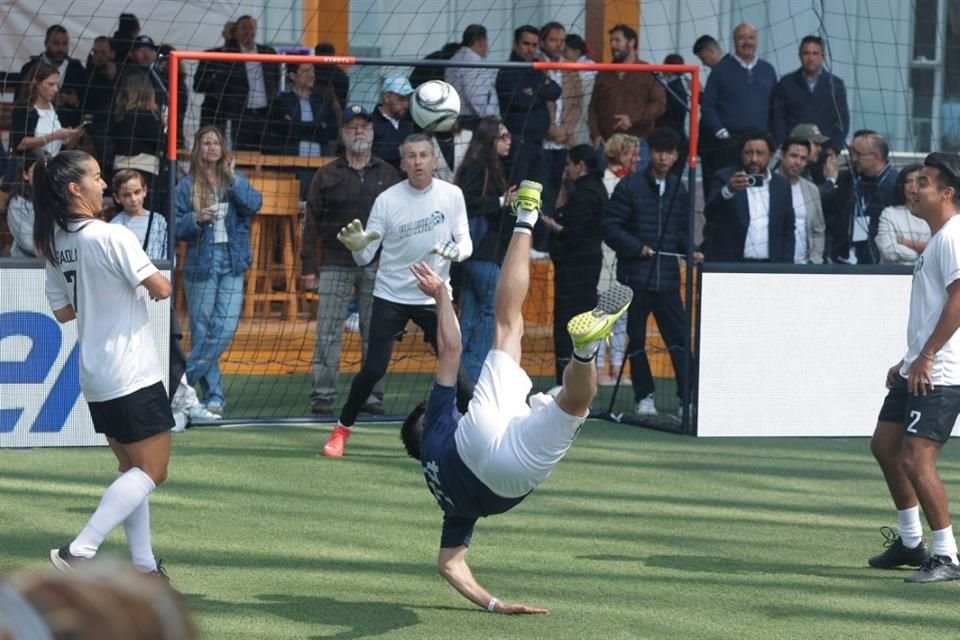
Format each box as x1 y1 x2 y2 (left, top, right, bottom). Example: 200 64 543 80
603 168 690 292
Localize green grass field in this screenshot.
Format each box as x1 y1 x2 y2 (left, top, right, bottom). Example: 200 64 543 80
4 424 960 639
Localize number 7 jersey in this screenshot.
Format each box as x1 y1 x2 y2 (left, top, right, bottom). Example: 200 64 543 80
44 219 164 402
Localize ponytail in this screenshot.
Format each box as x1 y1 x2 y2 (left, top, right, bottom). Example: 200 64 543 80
32 150 94 264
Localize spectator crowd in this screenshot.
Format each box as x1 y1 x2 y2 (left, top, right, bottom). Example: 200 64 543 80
1 15 931 420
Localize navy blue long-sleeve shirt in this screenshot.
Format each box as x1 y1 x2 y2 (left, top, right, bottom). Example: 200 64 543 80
700 55 777 138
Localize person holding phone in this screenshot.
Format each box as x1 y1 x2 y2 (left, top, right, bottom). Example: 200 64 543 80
702 129 795 263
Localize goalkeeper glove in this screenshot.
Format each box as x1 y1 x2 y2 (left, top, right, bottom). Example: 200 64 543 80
337 219 381 252
512 180 543 229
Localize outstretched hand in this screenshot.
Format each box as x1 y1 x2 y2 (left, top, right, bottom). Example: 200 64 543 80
410 262 446 299
492 600 550 615
337 219 381 252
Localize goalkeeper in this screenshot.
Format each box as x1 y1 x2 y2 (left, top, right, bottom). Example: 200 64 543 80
321 134 475 458
400 180 633 613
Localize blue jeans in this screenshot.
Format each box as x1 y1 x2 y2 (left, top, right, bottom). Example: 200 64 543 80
459 259 500 384
184 245 244 407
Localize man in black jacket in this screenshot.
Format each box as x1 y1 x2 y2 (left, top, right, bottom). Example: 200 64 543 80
603 128 699 417
193 21 236 131
220 15 280 151
495 25 561 188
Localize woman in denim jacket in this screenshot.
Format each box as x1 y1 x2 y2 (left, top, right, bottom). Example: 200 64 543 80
175 126 262 415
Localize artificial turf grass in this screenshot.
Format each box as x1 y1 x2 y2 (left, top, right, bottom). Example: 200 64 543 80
3 424 960 639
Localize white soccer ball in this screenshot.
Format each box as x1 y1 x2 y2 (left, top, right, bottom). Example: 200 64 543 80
410 80 461 132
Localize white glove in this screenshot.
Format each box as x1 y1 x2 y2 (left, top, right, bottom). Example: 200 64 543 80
337 219 381 252
431 240 460 261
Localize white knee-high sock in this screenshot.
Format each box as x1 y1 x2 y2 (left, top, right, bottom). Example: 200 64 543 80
70 467 156 558
116 472 158 572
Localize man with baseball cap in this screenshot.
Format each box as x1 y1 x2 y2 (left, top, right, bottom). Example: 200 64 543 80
301 104 401 416
868 152 960 583
372 75 416 169
787 123 840 192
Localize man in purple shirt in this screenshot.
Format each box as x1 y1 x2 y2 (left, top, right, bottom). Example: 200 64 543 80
401 181 633 613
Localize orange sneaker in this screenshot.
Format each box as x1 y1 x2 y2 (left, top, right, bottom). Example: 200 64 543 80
322 425 351 457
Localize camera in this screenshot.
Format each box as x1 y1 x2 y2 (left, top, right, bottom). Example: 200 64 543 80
745 173 765 188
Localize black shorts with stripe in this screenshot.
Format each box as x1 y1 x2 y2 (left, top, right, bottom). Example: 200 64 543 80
878 376 960 444
87 381 174 444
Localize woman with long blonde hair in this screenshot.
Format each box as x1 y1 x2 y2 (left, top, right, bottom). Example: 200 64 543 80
110 69 165 211
174 126 262 415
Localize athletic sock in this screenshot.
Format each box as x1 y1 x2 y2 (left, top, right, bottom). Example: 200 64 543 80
573 340 603 363
336 421 352 430
931 525 959 564
70 467 156 559
119 473 158 572
897 505 924 549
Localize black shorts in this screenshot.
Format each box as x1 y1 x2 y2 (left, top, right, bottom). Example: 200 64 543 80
87 381 175 444
877 376 960 444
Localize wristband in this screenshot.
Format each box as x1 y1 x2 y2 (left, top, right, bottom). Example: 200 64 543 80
920 351 935 361
487 597 498 613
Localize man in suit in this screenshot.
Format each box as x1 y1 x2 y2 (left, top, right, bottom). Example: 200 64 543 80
703 130 795 263
771 35 849 153
221 15 280 151
776 137 826 264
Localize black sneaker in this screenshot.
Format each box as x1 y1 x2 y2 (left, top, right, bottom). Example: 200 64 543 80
868 526 929 569
904 555 960 583
49 545 89 572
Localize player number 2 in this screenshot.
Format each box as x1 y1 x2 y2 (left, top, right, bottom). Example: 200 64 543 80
906 410 922 434
64 270 78 308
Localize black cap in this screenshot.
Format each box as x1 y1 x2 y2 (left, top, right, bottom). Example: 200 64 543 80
925 152 960 189
131 35 156 51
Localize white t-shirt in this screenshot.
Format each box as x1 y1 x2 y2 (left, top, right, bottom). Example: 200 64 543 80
742 177 771 260
110 211 169 262
34 105 63 155
44 219 163 402
354 179 472 305
900 215 960 385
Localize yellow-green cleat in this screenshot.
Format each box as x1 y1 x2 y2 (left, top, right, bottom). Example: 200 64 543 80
567 283 634 349
512 179 543 215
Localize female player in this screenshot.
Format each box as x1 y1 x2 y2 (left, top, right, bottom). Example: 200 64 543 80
33 150 174 578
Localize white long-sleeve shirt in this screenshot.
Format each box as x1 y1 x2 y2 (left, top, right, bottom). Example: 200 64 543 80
354 179 472 305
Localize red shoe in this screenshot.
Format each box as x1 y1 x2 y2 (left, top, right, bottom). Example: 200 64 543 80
322 425 351 457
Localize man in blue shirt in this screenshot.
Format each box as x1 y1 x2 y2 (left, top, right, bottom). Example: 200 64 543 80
401 181 633 614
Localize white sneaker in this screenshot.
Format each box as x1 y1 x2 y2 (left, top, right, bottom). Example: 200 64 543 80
635 394 657 416
343 312 360 333
171 411 188 433
187 403 221 423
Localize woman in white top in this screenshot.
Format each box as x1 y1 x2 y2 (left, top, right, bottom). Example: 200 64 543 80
876 164 930 265
6 151 45 257
10 62 81 156
33 150 175 579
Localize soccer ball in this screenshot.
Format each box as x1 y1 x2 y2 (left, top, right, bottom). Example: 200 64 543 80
410 80 461 132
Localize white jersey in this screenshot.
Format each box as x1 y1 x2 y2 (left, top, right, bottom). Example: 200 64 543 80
44 219 164 402
901 215 960 385
354 179 472 305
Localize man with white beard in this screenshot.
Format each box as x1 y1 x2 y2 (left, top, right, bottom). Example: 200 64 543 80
301 105 402 416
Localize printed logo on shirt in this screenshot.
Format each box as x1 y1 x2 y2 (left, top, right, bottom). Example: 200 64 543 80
914 255 924 278
424 459 455 508
396 211 446 239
